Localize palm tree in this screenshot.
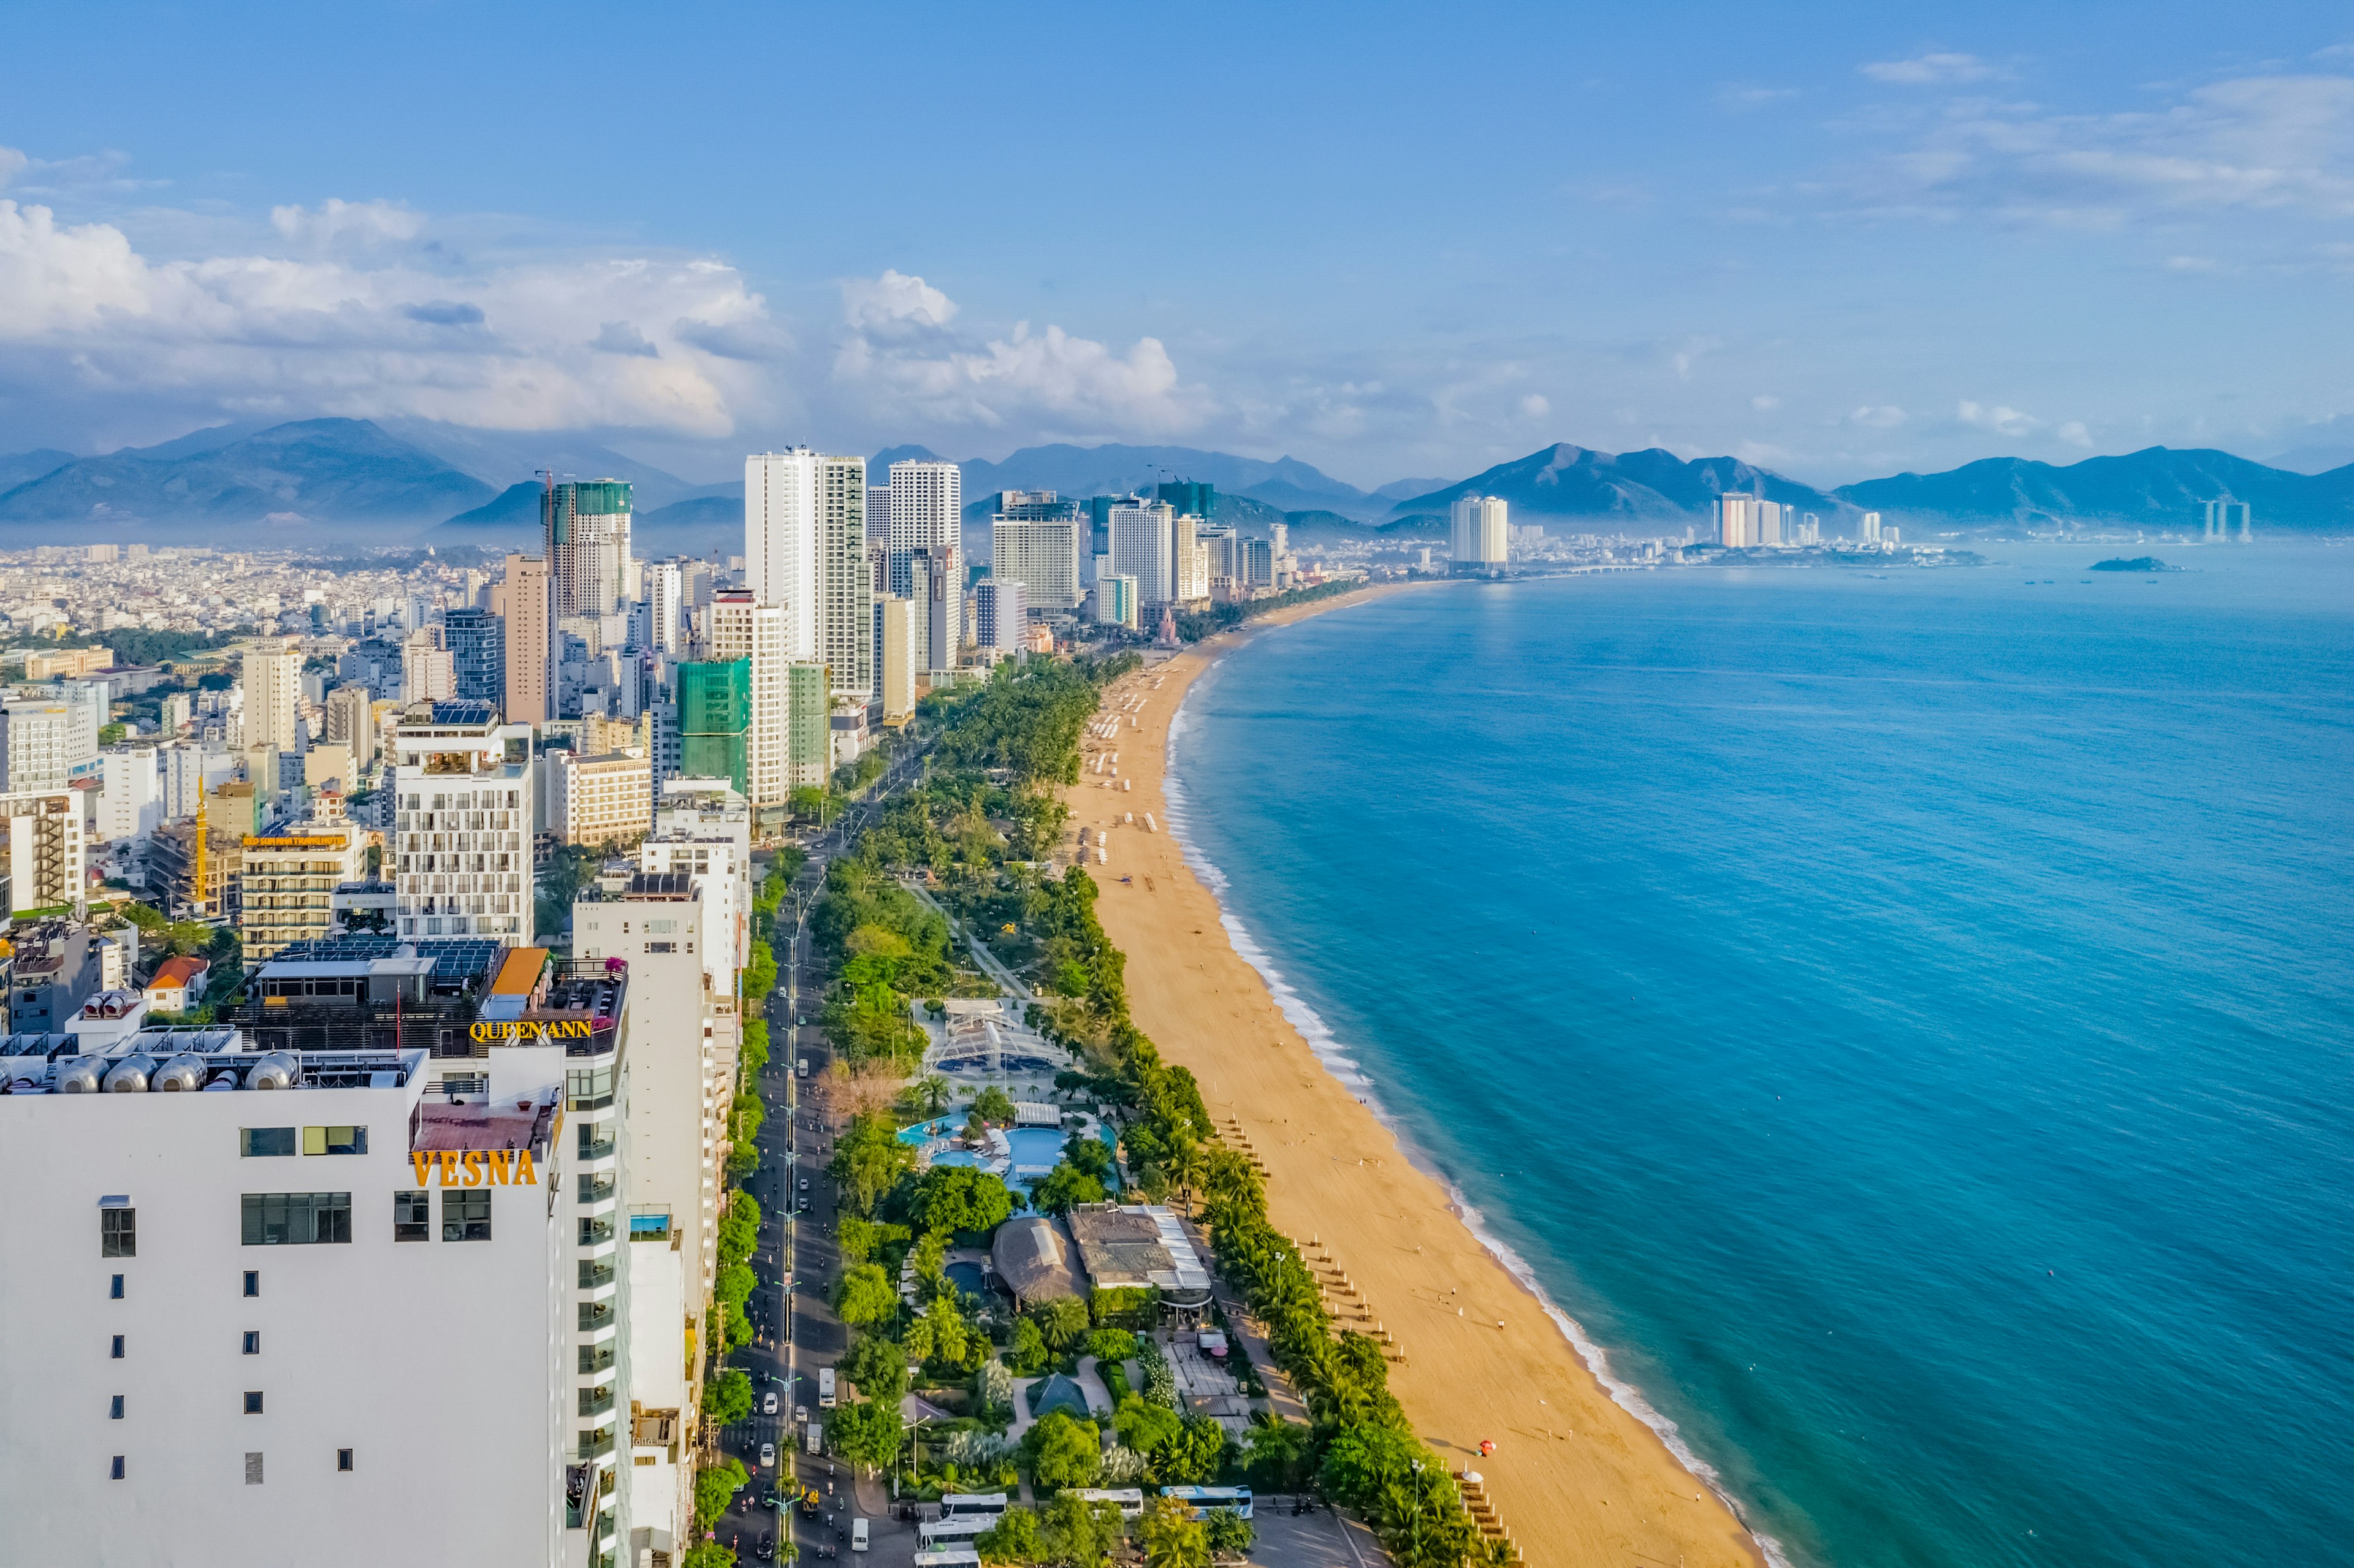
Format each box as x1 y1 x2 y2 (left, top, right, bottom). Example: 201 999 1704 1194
1168 1136 1208 1214
915 1073 952 1119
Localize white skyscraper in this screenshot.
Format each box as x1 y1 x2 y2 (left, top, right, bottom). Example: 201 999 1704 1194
388 705 535 943
643 561 684 655
744 450 820 661
1450 495 1509 567
241 646 303 756
1109 500 1176 606
888 460 962 645
816 455 872 701
1756 500 1783 547
1717 493 1756 548
991 517 1083 610
1860 510 1883 544
709 590 789 812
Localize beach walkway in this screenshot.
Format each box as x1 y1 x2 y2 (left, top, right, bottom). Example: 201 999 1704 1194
1180 1215 1311 1426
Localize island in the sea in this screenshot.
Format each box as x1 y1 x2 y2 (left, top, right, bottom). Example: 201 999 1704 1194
2091 556 2179 572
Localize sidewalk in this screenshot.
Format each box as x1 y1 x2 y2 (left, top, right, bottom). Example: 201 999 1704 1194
1180 1214 1311 1425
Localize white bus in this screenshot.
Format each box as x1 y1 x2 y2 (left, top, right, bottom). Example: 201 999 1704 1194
913 1553 982 1568
918 1517 991 1546
938 1492 1011 1520
1159 1486 1254 1521
818 1368 836 1408
1068 1488 1146 1520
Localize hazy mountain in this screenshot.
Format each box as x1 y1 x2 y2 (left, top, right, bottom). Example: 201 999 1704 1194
1835 447 2354 530
1373 476 1453 501
0 447 76 492
379 417 706 511
1389 444 1847 522
0 418 493 537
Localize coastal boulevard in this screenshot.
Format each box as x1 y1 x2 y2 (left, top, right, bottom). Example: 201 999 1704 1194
1071 605 1766 1568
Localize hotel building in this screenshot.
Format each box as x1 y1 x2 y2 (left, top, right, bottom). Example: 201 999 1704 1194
388 702 535 944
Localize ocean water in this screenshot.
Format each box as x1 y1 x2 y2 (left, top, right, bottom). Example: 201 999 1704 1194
1164 546 2354 1568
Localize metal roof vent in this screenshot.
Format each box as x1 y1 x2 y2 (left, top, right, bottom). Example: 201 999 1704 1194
102 1054 158 1093
246 1052 300 1090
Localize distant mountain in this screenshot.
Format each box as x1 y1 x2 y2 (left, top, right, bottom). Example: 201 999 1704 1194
380 418 706 511
1373 476 1453 502
939 443 1380 516
0 418 494 537
0 447 75 492
870 444 951 472
429 481 544 547
1835 447 2354 530
1390 444 1848 523
634 495 745 557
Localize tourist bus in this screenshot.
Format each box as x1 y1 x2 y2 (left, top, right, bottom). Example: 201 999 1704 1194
913 1553 982 1568
937 1493 1011 1520
1068 1488 1146 1519
918 1517 991 1547
1159 1486 1254 1521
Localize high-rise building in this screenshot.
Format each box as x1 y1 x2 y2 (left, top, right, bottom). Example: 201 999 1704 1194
323 685 376 771
1859 510 1882 545
544 479 634 620
1173 514 1207 601
501 555 554 725
787 663 830 792
96 747 162 843
445 608 505 707
1449 495 1509 568
888 459 962 644
544 749 653 847
1092 574 1139 630
1756 500 1784 547
974 580 1027 652
238 820 366 959
706 592 788 813
0 702 78 794
992 514 1082 609
1717 493 1756 549
241 645 302 756
815 455 870 701
641 561 684 656
1109 500 1177 606
744 450 820 661
674 660 750 798
1155 479 1216 519
401 631 455 704
877 598 921 721
0 790 86 913
387 702 534 943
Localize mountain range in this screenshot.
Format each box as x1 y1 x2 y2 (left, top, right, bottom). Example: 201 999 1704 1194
4 419 2352 547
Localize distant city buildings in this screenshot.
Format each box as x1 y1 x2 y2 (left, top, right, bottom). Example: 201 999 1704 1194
1450 494 1509 569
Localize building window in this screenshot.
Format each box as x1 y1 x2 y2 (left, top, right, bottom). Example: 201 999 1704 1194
394 1190 430 1242
110 1273 124 1300
245 1452 263 1485
240 1127 298 1157
101 1208 135 1258
240 1192 352 1246
243 1331 260 1355
302 1125 367 1155
441 1189 492 1242
110 1395 123 1420
110 1456 124 1481
338 1448 354 1472
243 1270 260 1297
110 1334 124 1359
243 1391 264 1415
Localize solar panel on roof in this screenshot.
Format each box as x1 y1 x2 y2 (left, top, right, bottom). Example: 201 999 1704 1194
265 935 501 980
427 700 495 725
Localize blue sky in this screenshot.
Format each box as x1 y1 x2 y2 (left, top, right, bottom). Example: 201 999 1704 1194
4 1 2352 487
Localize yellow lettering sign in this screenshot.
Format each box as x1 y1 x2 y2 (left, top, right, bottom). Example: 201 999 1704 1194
461 1150 485 1187
467 1019 596 1045
411 1152 433 1186
514 1148 537 1185
411 1148 536 1183
438 1151 459 1187
485 1149 512 1185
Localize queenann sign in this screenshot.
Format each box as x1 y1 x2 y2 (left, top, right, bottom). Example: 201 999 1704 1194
469 1019 595 1044
409 1149 539 1186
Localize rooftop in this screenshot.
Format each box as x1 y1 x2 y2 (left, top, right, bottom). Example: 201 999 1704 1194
1065 1205 1213 1302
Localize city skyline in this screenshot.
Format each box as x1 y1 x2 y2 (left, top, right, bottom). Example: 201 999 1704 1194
3 5 2352 486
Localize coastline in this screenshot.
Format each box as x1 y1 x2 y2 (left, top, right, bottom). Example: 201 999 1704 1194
1066 583 1768 1568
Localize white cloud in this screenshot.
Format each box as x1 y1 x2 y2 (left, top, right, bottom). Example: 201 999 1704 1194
1840 70 2354 224
1520 393 1552 419
842 268 957 333
2055 419 2092 447
1957 399 2041 437
1752 394 1781 411
0 197 772 436
1849 405 1908 428
1861 53 1996 86
270 198 424 248
832 270 1210 439
0 146 25 191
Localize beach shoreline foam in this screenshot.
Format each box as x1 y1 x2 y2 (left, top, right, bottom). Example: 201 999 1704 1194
1067 582 1770 1568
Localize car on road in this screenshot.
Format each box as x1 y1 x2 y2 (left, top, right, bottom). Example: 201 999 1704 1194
763 1390 779 1415
756 1531 775 1561
758 1441 775 1469
798 1197 810 1213
798 1176 809 1192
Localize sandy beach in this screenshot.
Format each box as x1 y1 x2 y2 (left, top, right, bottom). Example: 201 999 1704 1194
1066 587 1764 1568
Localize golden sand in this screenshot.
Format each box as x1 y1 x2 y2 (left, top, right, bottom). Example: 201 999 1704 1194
1066 588 1762 1568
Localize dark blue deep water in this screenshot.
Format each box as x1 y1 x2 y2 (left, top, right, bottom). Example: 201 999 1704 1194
1164 546 2353 1568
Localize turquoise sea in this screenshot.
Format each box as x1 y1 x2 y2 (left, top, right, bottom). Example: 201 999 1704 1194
1163 545 2353 1568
